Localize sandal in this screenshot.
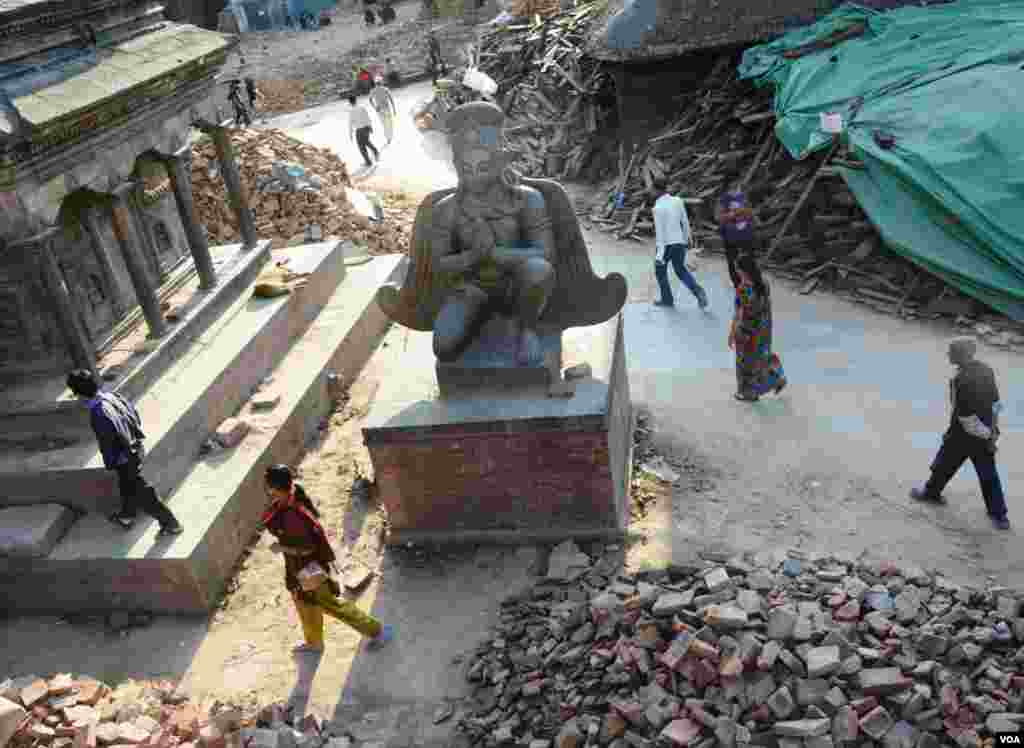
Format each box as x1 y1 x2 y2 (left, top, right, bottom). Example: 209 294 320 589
157 523 184 537
734 392 759 402
108 512 135 530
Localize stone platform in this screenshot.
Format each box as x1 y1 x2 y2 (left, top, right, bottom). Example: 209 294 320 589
363 313 632 545
0 251 403 613
0 240 349 514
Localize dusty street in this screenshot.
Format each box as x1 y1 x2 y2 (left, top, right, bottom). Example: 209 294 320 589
3 84 1022 745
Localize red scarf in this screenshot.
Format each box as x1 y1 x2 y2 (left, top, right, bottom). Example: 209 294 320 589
262 488 334 564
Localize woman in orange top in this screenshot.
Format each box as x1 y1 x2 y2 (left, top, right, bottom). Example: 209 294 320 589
262 464 393 654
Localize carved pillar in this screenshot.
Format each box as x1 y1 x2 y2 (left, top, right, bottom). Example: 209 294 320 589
210 126 257 249
128 183 162 280
110 182 168 338
10 226 97 375
82 205 127 317
164 146 217 289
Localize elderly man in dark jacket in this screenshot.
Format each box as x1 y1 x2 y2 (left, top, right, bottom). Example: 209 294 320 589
67 369 183 536
911 337 1009 530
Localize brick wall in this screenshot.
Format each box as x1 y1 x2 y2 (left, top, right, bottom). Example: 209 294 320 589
371 427 620 533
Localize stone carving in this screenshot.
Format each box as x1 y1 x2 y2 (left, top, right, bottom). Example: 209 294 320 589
377 101 627 366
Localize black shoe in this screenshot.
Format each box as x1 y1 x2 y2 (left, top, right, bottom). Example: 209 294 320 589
654 300 674 308
910 487 946 505
994 516 1011 531
158 522 184 537
109 512 135 530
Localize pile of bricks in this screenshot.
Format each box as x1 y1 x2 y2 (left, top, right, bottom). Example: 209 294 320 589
456 542 1024 747
190 129 413 256
0 677 361 748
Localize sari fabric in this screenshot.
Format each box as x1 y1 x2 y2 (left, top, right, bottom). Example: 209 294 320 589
734 283 785 396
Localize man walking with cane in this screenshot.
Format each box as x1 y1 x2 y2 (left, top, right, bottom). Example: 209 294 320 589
652 176 708 310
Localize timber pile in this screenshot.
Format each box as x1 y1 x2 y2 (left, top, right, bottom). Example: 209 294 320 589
190 129 413 255
596 56 1024 339
476 1 618 181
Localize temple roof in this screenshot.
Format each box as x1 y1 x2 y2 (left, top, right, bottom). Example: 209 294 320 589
0 22 231 145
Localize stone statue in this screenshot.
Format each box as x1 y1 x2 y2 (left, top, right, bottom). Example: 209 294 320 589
377 101 627 367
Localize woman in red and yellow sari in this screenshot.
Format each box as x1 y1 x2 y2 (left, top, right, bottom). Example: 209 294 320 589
262 464 393 654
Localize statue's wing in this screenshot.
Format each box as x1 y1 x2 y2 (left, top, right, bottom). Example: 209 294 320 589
375 188 457 331
523 177 628 330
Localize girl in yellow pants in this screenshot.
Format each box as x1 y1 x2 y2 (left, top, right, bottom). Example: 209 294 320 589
263 464 393 654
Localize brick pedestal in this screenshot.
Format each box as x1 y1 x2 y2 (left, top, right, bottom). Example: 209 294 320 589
363 314 632 544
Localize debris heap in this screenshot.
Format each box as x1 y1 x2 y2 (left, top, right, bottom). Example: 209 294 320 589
0 674 356 748
457 543 1024 747
190 129 413 255
593 55 1024 341
477 2 618 181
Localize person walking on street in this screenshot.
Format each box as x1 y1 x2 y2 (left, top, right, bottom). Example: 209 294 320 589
428 32 446 83
262 465 394 654
66 369 183 536
910 337 1009 530
348 96 379 167
652 177 707 310
727 252 786 401
716 169 757 257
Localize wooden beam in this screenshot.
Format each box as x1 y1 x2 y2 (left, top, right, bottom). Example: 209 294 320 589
741 124 774 188
765 142 839 261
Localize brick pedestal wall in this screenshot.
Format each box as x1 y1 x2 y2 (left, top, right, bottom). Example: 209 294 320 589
364 316 632 545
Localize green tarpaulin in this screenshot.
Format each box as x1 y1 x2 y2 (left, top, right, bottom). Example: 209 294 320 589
739 0 1024 320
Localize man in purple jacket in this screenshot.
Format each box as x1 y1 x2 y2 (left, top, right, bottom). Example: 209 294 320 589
67 369 183 536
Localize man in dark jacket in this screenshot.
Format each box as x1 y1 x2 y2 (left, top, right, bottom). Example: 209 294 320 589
910 338 1009 529
67 369 183 536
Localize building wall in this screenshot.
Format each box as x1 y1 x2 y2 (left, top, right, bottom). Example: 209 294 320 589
163 0 223 29
612 52 729 158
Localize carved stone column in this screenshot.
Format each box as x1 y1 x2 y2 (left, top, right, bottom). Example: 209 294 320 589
110 182 168 338
10 226 97 375
164 146 217 289
82 205 127 317
210 126 257 249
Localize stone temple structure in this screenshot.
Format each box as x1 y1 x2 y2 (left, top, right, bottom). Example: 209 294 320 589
0 0 406 613
0 0 250 380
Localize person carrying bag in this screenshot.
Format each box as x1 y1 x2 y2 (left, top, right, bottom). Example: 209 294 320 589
262 464 393 654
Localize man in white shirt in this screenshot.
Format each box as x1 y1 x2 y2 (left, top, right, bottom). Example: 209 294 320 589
347 96 379 167
652 177 707 309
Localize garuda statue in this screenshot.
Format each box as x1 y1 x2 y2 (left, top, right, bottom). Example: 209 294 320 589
376 101 627 366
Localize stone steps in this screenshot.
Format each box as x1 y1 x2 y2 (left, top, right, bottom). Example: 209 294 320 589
0 254 404 613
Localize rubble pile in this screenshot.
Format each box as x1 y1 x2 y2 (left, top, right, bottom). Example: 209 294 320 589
0 675 356 748
476 2 618 181
253 80 306 115
457 543 1024 747
595 56 1024 342
190 129 412 255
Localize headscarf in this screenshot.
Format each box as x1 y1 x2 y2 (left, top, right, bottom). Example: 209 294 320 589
948 337 977 366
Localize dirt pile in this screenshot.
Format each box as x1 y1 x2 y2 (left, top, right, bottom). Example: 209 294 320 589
190 129 413 255
476 1 617 182
457 546 1024 746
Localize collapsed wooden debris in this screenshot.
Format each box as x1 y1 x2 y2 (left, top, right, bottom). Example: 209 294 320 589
477 2 618 182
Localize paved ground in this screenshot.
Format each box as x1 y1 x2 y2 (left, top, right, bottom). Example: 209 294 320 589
3 83 1022 745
